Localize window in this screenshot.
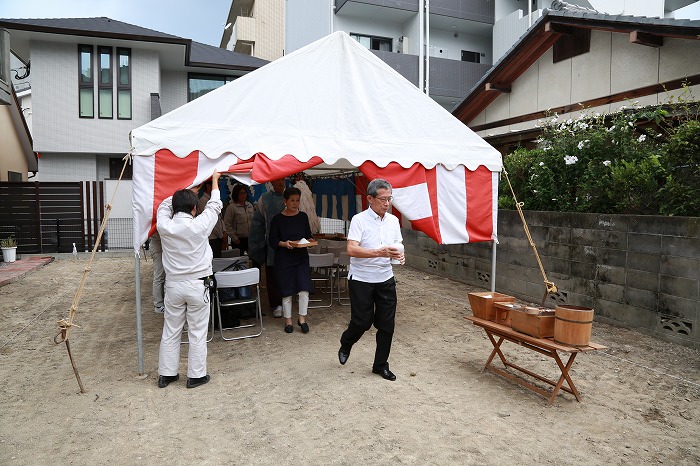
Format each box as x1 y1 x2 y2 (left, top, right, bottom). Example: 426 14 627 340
187 74 237 101
117 48 131 119
98 47 113 118
109 157 132 180
461 50 481 63
8 171 22 182
78 45 94 118
350 33 392 52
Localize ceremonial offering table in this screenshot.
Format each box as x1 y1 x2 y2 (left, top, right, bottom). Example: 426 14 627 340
465 316 606 404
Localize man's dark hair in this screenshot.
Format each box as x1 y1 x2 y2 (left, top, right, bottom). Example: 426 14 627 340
172 189 198 215
283 187 301 200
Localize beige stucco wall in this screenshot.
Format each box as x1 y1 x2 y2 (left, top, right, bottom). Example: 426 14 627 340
0 106 29 181
251 0 285 61
475 30 700 135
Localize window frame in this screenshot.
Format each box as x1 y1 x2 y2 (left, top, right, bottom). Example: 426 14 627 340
116 47 132 120
187 73 237 102
350 33 393 52
97 46 113 119
78 44 94 119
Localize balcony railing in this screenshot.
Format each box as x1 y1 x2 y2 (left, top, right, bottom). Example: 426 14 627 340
428 57 490 99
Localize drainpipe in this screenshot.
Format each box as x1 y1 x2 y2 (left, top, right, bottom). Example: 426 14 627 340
529 0 532 27
418 0 424 92
425 0 430 96
330 0 334 34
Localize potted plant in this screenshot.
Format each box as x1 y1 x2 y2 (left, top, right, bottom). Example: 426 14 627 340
1 236 18 263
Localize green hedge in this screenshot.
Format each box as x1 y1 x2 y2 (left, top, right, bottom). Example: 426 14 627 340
500 94 700 217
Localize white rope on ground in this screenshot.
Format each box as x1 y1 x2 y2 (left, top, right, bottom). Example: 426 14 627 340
406 277 700 391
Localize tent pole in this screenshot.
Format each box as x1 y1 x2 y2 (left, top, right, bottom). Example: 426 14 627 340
135 252 144 375
490 240 497 292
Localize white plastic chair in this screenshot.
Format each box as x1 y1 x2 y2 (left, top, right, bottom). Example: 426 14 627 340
308 252 335 308
214 268 263 341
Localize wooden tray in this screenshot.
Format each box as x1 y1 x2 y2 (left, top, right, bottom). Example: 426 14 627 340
290 240 318 248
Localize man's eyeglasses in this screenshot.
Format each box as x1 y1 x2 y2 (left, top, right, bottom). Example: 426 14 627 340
374 196 393 203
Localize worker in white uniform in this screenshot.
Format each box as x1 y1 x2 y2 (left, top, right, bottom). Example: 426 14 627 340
156 170 223 389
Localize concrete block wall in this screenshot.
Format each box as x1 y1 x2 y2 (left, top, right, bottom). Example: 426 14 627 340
403 210 700 348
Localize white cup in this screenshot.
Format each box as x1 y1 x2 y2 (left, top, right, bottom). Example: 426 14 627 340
390 243 404 265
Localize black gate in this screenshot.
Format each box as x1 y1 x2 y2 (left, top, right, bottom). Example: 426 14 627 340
0 182 86 254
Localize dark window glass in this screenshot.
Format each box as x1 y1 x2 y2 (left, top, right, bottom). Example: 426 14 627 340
98 47 113 118
78 45 94 118
351 33 392 52
187 74 237 101
8 171 22 182
110 157 132 179
117 48 131 119
461 50 481 63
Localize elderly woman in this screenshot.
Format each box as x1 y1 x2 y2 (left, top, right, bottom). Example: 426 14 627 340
223 184 254 255
268 187 313 333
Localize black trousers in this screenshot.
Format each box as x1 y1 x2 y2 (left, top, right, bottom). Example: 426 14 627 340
209 238 222 258
340 277 396 369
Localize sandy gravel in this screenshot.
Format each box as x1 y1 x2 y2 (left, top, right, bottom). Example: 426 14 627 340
0 255 698 465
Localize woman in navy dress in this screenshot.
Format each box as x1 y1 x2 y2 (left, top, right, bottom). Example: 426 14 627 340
269 187 313 333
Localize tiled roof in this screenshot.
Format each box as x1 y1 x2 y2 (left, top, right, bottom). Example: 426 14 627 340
0 17 184 42
0 17 269 70
452 8 700 123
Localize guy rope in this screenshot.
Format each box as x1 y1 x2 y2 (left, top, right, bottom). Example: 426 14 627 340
53 154 132 393
502 169 558 305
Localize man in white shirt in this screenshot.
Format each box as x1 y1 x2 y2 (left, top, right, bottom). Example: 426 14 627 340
156 170 223 389
338 179 405 381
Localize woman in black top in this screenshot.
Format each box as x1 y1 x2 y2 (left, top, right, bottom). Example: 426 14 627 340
269 187 313 333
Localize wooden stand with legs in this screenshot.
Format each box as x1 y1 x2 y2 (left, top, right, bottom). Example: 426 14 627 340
465 316 606 404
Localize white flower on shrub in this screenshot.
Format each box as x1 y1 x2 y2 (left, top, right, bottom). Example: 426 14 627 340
564 155 579 165
539 161 545 166
607 125 615 132
577 139 590 150
638 134 647 142
628 121 634 127
603 160 611 166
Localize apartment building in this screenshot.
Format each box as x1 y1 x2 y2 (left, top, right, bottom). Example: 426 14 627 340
221 0 698 110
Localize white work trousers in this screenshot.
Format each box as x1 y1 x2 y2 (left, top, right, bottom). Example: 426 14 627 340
159 279 210 378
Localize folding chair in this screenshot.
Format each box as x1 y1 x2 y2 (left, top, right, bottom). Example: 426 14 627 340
214 268 263 341
308 252 335 308
335 252 351 305
212 256 247 273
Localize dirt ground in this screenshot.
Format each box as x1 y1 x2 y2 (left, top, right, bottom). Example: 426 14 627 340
0 254 698 465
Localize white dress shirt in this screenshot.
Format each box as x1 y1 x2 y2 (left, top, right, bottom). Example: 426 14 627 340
347 207 402 283
157 189 223 281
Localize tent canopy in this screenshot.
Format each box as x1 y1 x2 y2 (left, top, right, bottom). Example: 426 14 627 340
130 31 503 250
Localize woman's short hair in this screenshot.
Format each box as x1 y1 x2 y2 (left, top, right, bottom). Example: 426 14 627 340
367 179 392 197
283 186 301 199
172 189 198 215
231 184 247 201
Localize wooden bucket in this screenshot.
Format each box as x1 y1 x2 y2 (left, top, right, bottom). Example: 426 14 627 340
554 305 594 346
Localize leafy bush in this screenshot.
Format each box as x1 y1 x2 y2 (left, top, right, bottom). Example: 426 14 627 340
500 93 699 217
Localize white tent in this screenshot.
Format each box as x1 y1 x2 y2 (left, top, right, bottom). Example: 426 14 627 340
130 31 502 250
128 31 503 373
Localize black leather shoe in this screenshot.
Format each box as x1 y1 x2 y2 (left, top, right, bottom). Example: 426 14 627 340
372 366 396 381
284 324 294 333
298 320 309 333
338 347 350 365
186 374 210 389
158 374 179 388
